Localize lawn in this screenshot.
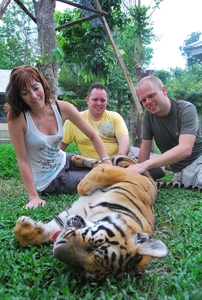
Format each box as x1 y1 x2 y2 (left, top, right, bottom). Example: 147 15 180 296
0 144 201 300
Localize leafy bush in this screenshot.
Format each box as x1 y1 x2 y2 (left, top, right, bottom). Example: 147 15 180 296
0 144 20 179
66 140 81 154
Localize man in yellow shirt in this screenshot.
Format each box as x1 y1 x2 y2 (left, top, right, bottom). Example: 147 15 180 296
60 82 165 179
60 82 130 158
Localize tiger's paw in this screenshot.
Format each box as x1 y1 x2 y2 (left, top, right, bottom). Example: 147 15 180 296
111 155 138 168
14 216 46 247
71 155 101 169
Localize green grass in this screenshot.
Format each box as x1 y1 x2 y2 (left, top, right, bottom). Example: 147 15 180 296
0 144 202 299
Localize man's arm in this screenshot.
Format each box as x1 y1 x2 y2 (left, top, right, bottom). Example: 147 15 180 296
138 140 152 162
117 134 130 155
128 134 196 174
113 112 130 155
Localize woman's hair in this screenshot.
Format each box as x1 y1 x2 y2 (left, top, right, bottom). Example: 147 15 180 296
4 65 54 121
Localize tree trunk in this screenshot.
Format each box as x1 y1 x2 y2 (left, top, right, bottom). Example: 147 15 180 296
130 101 142 147
130 64 154 148
0 0 11 19
33 0 59 99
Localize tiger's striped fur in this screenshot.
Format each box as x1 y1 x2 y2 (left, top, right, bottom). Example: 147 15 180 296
14 155 168 281
112 155 202 192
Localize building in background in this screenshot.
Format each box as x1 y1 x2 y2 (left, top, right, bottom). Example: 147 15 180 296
0 69 11 123
186 40 202 62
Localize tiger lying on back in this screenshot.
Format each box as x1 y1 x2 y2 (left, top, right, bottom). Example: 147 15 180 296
14 155 168 281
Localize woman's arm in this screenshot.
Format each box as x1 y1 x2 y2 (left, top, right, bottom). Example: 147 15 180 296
8 114 46 208
58 101 111 163
60 141 68 151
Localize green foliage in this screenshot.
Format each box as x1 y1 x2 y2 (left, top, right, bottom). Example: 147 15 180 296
0 0 39 68
35 54 50 66
0 144 20 179
0 40 13 69
116 5 154 68
164 64 202 114
58 63 92 108
56 1 154 118
89 0 124 30
50 47 65 62
0 143 202 298
55 5 119 81
154 70 171 85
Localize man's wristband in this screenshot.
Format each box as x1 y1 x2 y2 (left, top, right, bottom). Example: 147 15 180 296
101 156 110 162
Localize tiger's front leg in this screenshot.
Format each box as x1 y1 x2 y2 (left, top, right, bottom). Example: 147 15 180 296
13 209 71 247
71 155 101 169
13 216 60 246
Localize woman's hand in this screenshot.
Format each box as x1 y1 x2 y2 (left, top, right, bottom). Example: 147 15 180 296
25 196 46 209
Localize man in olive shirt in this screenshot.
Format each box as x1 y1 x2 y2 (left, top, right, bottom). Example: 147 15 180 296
127 76 202 186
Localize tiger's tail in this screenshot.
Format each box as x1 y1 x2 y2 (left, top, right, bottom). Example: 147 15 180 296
156 181 202 192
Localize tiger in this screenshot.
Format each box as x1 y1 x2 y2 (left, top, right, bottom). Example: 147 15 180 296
14 155 168 281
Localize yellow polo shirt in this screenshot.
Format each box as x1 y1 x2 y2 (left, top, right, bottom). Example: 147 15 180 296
62 110 129 158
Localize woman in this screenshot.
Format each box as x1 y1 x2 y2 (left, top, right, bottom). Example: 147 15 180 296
5 65 111 209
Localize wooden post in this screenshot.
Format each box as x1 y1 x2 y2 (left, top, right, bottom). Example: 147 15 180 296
93 0 143 119
0 0 12 19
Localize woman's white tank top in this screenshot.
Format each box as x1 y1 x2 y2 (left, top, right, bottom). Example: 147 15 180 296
24 103 66 191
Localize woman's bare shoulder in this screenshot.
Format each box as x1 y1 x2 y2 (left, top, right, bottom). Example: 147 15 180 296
8 112 27 134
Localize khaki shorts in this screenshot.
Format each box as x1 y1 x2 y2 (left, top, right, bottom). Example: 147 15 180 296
175 155 202 188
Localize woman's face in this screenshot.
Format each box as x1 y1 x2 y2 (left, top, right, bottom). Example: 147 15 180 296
20 79 45 108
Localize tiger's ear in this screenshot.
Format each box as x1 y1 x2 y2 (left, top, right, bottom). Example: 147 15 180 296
134 232 168 258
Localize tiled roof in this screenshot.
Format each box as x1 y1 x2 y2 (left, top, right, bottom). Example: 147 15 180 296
186 39 202 49
0 69 11 93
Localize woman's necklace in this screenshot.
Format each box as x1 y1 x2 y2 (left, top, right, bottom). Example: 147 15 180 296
30 112 43 130
36 120 42 130
31 104 50 130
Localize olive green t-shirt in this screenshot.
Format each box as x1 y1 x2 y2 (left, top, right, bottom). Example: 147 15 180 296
143 99 202 172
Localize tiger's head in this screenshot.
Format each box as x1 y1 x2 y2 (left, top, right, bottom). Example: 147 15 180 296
52 213 167 281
